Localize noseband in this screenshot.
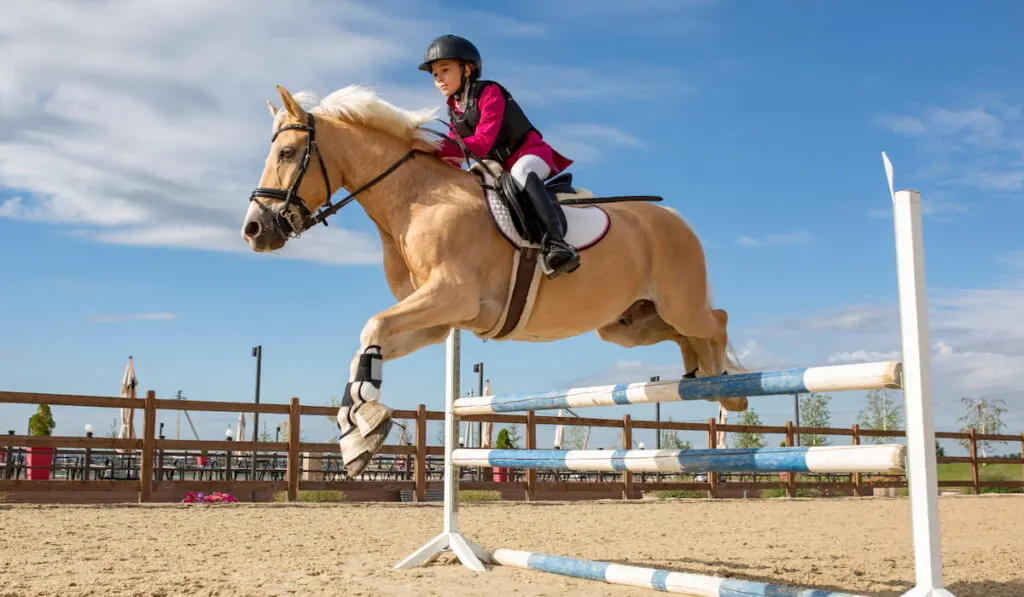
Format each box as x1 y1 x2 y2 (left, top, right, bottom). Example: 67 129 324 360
249 111 417 237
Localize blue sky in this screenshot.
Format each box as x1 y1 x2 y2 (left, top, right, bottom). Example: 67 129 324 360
2 1 1023 454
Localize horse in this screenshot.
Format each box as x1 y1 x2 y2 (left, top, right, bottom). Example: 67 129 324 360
241 84 747 477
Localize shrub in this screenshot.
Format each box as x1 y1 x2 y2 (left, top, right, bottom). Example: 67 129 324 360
28 404 56 436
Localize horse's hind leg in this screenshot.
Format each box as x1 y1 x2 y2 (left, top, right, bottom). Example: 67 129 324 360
595 299 719 382
654 296 748 412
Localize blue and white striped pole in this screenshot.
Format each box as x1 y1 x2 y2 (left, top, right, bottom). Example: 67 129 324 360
492 548 866 596
453 361 902 415
452 444 906 474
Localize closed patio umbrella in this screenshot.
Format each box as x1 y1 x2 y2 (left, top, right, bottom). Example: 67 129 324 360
118 356 138 454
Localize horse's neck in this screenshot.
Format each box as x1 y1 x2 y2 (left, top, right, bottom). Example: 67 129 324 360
320 122 420 235
320 121 471 239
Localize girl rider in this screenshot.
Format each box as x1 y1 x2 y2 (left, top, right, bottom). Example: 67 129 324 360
412 34 580 278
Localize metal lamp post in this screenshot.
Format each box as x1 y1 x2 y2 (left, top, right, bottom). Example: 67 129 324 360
251 345 262 481
472 362 484 447
651 376 661 449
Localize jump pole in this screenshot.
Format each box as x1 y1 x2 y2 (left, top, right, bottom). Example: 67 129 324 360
453 360 902 415
452 444 907 474
491 548 866 597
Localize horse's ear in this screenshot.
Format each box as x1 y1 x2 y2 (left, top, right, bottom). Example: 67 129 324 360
276 85 305 118
266 100 279 118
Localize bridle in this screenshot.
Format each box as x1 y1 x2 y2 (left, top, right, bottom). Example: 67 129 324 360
248 111 417 237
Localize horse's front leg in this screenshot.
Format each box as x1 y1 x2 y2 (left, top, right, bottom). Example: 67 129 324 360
337 280 478 477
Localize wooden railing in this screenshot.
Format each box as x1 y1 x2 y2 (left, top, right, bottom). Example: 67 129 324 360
2 389 1022 502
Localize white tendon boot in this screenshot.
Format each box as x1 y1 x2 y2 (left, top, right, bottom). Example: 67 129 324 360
336 346 393 477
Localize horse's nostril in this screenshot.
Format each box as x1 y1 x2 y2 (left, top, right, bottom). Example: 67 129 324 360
244 220 261 239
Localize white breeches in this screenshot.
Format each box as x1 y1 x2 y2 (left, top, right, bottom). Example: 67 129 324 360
509 154 551 189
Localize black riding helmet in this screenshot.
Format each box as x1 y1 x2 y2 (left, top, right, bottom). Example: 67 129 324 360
418 34 482 76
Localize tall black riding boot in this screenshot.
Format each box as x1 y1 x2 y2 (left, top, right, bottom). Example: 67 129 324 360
521 171 580 278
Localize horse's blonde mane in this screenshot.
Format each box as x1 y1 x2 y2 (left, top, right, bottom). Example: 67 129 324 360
274 85 444 148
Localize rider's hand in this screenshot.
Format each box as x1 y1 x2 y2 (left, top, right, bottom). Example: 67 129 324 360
411 138 436 153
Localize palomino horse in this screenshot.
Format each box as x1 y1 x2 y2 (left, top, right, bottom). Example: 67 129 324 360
241 85 747 477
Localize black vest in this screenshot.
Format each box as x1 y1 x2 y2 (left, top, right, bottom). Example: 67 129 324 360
449 79 539 162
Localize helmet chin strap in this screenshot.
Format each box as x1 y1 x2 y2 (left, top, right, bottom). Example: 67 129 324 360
454 61 473 109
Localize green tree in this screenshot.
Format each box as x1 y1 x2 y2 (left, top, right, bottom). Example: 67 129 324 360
957 397 1007 458
856 389 904 443
504 424 522 449
935 440 945 459
496 426 520 449
798 393 832 447
732 408 766 449
28 404 56 436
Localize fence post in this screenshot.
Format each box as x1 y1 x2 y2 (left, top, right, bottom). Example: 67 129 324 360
785 421 796 497
968 428 979 495
139 390 156 503
851 424 862 497
707 417 718 498
525 412 537 501
287 397 300 502
5 430 15 480
415 404 427 502
622 415 633 500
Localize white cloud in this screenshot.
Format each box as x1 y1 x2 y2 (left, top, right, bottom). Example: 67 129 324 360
0 1 434 262
790 279 1024 405
735 230 812 247
545 124 645 163
0 2 682 264
532 0 719 37
875 100 1024 195
792 304 896 333
497 63 695 106
89 313 176 324
827 349 902 364
875 114 928 135
729 339 800 371
998 251 1024 272
866 192 971 220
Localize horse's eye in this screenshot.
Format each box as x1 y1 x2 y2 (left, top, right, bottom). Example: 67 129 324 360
278 147 296 160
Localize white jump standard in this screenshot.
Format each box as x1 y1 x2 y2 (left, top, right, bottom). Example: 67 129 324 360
395 154 954 597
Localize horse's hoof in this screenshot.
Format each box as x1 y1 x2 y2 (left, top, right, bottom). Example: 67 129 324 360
355 401 393 438
340 430 383 477
344 452 372 478
719 397 748 412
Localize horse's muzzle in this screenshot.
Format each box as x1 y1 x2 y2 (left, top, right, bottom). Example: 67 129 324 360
242 211 288 252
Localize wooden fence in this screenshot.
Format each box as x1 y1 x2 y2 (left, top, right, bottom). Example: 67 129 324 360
2 389 1022 503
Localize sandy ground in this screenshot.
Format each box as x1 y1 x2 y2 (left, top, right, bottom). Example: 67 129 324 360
0 495 1021 597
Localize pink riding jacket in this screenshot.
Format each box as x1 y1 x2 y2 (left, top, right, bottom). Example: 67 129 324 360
434 82 573 176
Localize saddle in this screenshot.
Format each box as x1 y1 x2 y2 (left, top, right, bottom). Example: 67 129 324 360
468 160 611 342
469 160 609 252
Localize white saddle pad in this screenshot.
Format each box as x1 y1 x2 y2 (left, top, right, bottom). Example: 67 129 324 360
473 163 610 250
